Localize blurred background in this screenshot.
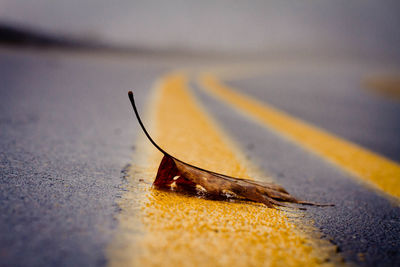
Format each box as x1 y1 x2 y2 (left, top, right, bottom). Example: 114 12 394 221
1 0 400 60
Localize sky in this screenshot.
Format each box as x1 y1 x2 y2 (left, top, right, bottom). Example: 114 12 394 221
1 0 400 58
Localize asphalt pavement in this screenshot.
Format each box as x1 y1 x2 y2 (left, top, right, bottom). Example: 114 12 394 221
0 48 166 266
224 62 400 162
1 47 400 266
192 70 400 266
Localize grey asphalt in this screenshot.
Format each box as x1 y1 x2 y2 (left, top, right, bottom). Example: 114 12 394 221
224 60 400 162
191 59 400 266
0 48 166 266
1 47 400 267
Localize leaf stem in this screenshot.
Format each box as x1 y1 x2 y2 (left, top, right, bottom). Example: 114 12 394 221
128 91 170 156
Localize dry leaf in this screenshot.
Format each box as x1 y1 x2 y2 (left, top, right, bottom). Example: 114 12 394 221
128 91 332 208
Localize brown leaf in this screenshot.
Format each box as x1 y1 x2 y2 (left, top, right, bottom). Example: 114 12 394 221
128 91 333 208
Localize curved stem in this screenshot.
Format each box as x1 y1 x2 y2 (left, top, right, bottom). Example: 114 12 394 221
128 91 170 156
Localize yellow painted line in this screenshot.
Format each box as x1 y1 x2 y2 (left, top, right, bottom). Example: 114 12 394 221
199 74 400 199
364 73 400 101
108 73 339 266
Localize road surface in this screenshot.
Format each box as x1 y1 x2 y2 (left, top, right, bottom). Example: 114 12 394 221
1 47 400 266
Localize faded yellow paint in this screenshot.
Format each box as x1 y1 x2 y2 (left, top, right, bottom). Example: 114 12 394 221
200 74 400 199
108 73 339 267
364 74 400 101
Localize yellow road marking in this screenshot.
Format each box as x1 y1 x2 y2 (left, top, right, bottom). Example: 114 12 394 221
200 74 400 199
108 73 339 267
364 74 400 101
